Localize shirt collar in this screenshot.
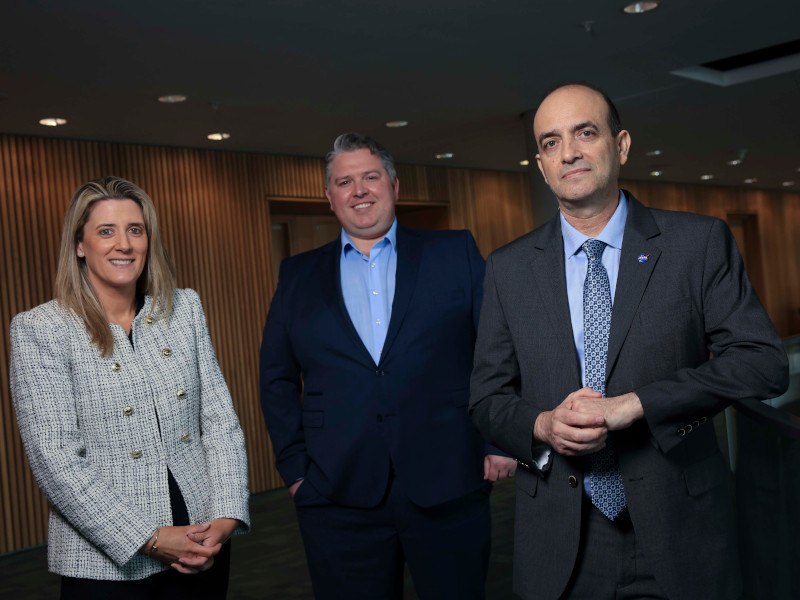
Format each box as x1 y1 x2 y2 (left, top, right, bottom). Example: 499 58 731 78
560 191 627 258
341 218 398 257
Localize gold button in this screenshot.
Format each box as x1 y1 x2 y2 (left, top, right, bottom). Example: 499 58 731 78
161 348 172 358
180 432 191 443
130 450 143 459
122 406 134 417
176 389 187 399
145 316 154 325
568 475 578 488
111 362 121 372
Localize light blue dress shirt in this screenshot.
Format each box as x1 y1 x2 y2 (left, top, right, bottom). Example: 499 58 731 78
560 191 627 494
561 191 627 385
340 219 398 365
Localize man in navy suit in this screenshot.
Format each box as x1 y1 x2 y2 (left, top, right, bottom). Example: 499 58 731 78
260 133 516 599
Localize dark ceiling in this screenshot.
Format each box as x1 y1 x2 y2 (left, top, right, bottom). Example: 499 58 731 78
1 0 799 191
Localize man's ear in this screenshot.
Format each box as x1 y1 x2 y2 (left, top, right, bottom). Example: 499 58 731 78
617 130 631 167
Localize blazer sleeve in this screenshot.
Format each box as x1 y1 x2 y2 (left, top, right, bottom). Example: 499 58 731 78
637 218 789 453
190 290 251 531
464 231 511 458
466 230 485 333
9 311 157 566
470 255 544 469
259 260 307 486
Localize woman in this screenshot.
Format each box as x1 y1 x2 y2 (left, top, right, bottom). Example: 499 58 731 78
9 176 250 599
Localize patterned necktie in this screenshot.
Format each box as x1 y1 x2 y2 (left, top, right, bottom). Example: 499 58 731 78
582 238 627 520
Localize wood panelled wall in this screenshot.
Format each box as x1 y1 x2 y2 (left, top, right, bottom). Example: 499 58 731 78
620 180 800 338
0 134 532 554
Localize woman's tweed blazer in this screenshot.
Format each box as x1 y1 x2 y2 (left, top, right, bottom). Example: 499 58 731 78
10 288 250 580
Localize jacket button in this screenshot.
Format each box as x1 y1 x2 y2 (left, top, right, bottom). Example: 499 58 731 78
375 370 385 376
130 450 143 459
111 362 121 372
176 389 186 399
122 406 134 417
568 475 578 488
180 432 190 443
161 348 172 358
677 427 686 437
145 316 154 325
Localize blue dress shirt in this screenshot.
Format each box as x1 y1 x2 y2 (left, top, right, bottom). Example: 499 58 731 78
340 220 398 365
561 191 627 494
561 192 627 385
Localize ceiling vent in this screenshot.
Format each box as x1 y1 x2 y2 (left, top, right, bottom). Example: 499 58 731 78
671 39 800 86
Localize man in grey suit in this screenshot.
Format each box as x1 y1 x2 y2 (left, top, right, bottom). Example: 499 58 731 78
470 83 789 599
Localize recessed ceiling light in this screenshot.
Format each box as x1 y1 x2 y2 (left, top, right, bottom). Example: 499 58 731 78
519 159 530 166
700 174 714 181
39 117 67 127
796 167 800 172
727 159 742 166
650 170 663 177
744 178 758 184
158 94 187 104
782 181 796 187
645 149 662 156
435 152 454 160
207 132 231 141
385 120 408 128
623 1 658 14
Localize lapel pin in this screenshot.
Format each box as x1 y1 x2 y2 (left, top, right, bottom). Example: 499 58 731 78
637 254 650 263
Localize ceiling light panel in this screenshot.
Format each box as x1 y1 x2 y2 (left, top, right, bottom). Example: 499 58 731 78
39 117 67 127
623 2 658 14
158 94 187 104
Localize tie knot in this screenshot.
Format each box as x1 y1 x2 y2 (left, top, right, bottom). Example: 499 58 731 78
582 239 607 261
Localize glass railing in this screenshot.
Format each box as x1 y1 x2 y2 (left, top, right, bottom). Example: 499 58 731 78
733 335 800 600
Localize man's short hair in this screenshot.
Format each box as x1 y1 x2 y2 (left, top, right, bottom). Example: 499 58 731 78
325 133 397 185
538 82 622 137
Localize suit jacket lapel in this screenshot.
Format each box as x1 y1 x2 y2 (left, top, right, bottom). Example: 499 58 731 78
379 226 421 364
531 216 582 391
606 193 662 380
320 239 375 366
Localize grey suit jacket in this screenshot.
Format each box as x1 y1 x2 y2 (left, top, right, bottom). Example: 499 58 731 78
470 194 788 600
10 288 250 580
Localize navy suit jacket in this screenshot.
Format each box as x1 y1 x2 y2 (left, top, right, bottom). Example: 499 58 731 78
261 225 489 508
470 194 789 600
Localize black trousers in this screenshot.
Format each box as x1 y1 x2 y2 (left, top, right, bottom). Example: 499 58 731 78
60 543 231 600
60 471 231 600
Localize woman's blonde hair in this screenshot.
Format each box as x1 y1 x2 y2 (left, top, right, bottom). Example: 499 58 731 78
54 176 176 356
